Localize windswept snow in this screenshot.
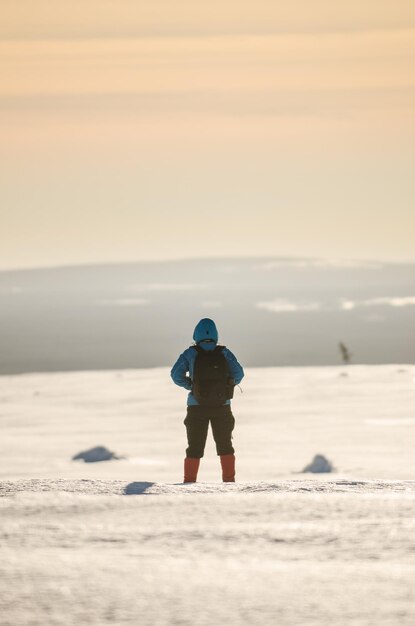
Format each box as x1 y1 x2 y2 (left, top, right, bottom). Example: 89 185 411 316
1 365 415 625
1 479 414 626
1 365 414 482
1 478 414 498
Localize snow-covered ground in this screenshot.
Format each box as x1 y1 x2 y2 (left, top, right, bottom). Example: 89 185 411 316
1 366 415 625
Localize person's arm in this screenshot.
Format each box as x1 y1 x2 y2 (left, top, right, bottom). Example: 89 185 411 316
170 351 192 390
223 348 244 385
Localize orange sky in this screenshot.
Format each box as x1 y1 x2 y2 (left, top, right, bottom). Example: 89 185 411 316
1 1 414 268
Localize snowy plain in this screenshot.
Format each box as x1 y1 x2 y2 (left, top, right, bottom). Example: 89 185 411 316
1 365 415 625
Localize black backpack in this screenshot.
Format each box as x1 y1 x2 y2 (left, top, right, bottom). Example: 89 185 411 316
191 345 235 407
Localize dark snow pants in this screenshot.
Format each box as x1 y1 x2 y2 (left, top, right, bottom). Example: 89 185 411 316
184 405 235 458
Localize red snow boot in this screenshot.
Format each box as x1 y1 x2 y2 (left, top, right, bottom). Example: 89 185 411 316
184 457 200 483
220 454 235 482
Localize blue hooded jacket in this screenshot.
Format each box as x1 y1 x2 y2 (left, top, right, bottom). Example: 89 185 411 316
170 318 244 406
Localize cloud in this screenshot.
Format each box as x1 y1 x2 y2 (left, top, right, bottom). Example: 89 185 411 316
341 296 415 310
341 300 357 310
97 298 150 307
256 299 321 313
256 258 383 271
258 295 415 314
130 283 203 292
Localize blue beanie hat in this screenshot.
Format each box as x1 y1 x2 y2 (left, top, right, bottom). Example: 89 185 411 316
193 318 219 344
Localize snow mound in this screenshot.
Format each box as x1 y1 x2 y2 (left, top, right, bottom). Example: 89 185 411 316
72 446 123 463
302 454 335 473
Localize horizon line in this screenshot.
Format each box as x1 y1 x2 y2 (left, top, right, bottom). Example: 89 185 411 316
2 254 413 274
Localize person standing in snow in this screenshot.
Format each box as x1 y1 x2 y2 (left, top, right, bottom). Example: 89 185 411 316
171 318 244 483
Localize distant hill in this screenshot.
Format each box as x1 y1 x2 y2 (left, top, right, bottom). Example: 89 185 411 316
0 257 414 373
